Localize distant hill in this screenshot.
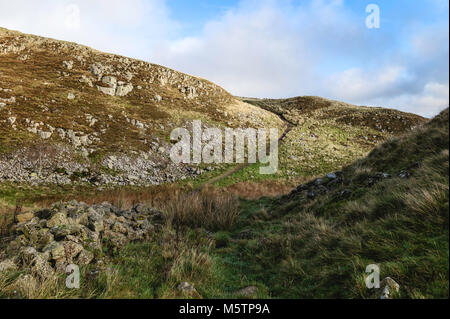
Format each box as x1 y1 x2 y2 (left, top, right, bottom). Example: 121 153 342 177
229 96 427 183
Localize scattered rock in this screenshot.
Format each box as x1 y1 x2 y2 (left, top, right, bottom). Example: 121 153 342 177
307 191 316 199
0 259 17 272
97 85 115 96
79 75 94 87
63 241 84 262
178 282 201 298
0 96 16 104
19 246 38 264
339 189 352 198
90 62 107 80
44 241 65 260
314 178 324 186
31 253 54 279
76 249 94 266
326 173 337 180
375 172 389 179
62 60 73 70
46 212 69 228
37 130 52 139
7 116 16 125
116 83 133 97
236 286 258 298
102 76 117 88
380 277 400 299
179 86 198 99
16 212 35 224
398 171 412 179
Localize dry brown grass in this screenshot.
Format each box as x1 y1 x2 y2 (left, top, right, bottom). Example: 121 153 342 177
27 184 189 210
223 179 301 199
163 186 239 231
0 201 23 237
0 267 115 299
1 179 295 239
404 181 449 217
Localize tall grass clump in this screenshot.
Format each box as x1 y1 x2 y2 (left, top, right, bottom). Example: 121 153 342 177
163 187 239 231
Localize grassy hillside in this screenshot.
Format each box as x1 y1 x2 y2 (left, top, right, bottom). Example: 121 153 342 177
1 109 447 299
228 96 427 185
220 108 449 298
0 26 445 299
0 26 284 190
1 27 426 203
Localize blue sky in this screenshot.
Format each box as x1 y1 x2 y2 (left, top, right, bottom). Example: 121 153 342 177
169 0 239 35
0 0 448 117
171 0 447 39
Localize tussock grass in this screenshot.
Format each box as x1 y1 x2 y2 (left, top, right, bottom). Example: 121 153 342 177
163 187 239 231
0 266 121 299
404 182 448 217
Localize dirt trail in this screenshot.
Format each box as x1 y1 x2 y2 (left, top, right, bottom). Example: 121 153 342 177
197 113 294 189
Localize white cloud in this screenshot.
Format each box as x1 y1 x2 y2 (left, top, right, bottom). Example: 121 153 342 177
0 0 178 59
326 66 413 101
150 0 448 117
151 0 358 98
369 82 449 118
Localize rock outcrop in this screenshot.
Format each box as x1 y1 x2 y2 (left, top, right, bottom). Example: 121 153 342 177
1 200 162 281
96 73 134 97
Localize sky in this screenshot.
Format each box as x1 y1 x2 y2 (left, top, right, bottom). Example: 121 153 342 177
0 0 448 118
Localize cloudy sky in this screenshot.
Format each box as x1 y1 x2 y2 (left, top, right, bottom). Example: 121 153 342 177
0 0 448 117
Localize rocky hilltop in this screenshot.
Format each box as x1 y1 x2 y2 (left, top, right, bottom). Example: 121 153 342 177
0 27 281 187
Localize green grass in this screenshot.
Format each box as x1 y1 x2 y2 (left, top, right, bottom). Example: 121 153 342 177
1 110 447 299
209 109 449 299
96 109 449 299
1 110 448 299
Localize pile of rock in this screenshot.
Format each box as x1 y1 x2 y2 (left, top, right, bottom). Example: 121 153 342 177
288 171 345 200
0 144 201 186
288 166 416 201
0 200 162 280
